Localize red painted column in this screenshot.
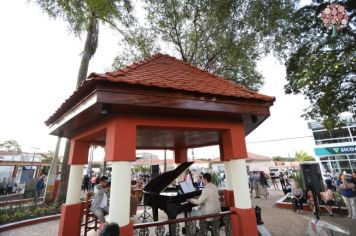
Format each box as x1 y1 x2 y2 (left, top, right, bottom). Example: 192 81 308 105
105 117 136 235
230 208 258 236
58 140 89 236
174 147 188 163
221 123 257 236
58 203 83 236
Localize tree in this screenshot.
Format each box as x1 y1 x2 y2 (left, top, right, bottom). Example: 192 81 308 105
274 0 356 128
0 140 22 153
295 150 315 162
40 152 54 176
272 156 284 161
31 0 132 204
113 0 296 90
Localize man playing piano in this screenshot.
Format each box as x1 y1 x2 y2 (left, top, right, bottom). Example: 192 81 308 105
187 173 221 235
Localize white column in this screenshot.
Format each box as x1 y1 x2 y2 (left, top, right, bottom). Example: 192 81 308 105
66 165 84 204
108 161 131 225
230 159 251 208
224 161 233 189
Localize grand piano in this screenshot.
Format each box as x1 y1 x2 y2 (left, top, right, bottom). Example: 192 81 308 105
143 162 202 222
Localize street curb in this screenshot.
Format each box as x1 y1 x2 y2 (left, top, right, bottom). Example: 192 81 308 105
0 214 60 233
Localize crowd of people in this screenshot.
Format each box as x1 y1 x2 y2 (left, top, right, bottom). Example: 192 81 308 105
249 168 356 219
0 174 46 200
292 169 356 219
249 171 271 199
0 177 18 195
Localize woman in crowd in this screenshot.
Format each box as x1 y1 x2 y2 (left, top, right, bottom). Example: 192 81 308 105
336 173 356 219
321 184 335 217
307 190 316 214
292 182 304 213
259 172 269 199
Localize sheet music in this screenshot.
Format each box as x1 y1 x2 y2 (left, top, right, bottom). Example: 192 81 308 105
179 181 195 194
186 180 196 193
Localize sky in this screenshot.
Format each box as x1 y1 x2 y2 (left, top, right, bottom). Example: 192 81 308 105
0 1 316 160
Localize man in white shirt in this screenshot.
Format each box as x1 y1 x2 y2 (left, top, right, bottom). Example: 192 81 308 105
188 173 221 235
91 176 110 223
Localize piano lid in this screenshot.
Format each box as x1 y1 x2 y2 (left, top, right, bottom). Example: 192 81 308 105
143 162 194 194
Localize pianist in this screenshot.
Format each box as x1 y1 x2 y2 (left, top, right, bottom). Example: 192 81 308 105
188 173 220 234
91 176 110 223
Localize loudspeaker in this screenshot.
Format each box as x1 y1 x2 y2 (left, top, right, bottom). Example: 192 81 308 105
300 163 324 192
151 165 160 178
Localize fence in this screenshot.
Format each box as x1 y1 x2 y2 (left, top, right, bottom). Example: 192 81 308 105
134 211 233 236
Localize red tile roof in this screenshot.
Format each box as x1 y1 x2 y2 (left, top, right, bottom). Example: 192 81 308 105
46 53 274 125
87 53 274 102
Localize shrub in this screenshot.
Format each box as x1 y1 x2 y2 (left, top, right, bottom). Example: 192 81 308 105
0 203 60 225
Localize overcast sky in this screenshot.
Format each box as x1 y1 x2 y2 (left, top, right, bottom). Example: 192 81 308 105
0 1 316 159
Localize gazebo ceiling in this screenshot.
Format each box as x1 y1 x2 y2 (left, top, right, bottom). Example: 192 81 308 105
136 128 221 149
93 127 221 149
46 54 275 140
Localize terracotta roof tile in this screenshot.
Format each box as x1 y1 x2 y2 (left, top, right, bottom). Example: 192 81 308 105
86 53 274 102
46 54 275 126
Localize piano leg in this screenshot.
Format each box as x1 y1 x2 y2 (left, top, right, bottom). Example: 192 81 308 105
167 213 179 236
152 206 159 221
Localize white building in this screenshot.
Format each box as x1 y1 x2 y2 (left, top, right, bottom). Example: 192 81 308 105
212 152 274 174
308 116 356 174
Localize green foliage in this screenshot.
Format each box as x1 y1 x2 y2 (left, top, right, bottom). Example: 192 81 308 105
132 165 151 174
0 203 60 225
113 0 296 90
210 171 220 186
31 0 133 36
0 140 22 153
274 0 356 127
41 151 54 163
272 156 284 161
295 150 315 162
290 170 303 189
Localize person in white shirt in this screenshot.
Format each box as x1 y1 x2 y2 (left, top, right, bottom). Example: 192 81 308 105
188 173 221 235
91 176 110 223
323 169 333 190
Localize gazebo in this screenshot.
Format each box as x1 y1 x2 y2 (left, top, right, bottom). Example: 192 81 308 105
46 54 275 236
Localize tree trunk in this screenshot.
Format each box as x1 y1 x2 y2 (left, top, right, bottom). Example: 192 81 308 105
76 15 99 87
55 14 99 205
55 139 71 205
44 137 61 203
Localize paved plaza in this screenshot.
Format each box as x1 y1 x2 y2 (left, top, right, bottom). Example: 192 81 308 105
2 189 356 236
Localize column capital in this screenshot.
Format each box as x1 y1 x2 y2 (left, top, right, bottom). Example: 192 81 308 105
68 140 90 165
105 118 136 162
220 123 247 160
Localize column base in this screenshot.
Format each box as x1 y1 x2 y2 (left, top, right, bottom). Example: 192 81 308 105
120 222 133 235
58 203 83 236
229 207 258 236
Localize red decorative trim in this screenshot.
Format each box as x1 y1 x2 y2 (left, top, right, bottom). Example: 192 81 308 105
120 222 134 235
